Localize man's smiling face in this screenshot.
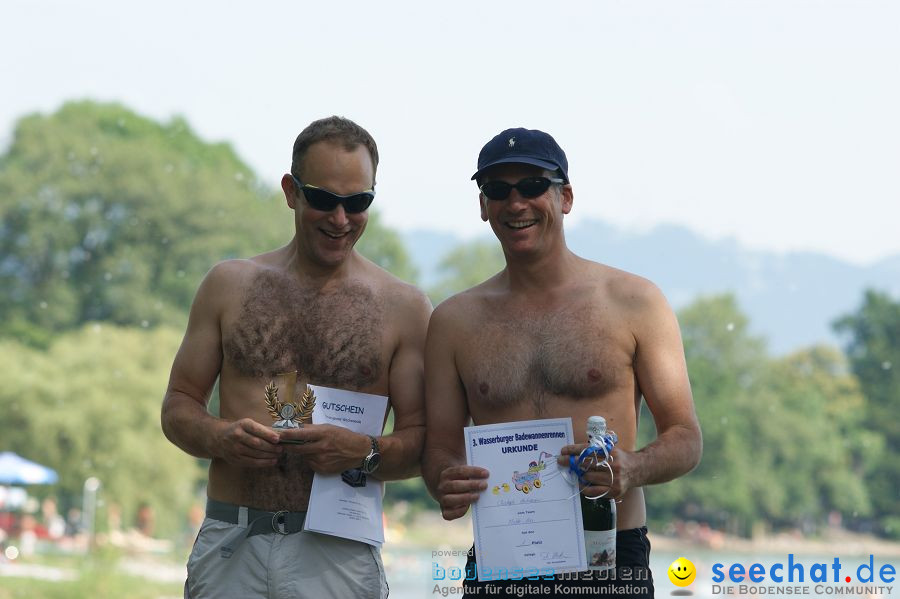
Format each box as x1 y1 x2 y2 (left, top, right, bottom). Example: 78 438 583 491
478 163 572 257
289 141 373 269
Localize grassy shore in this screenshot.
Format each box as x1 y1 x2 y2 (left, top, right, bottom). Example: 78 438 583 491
0 549 183 599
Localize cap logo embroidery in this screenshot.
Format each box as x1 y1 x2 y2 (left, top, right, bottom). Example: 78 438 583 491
508 137 516 147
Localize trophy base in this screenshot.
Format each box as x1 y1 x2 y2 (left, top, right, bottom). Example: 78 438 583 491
273 422 307 444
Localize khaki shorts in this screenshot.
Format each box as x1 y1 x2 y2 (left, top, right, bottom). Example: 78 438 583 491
185 516 388 599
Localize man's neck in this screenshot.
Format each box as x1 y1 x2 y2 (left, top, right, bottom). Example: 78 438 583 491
502 243 582 295
279 237 359 286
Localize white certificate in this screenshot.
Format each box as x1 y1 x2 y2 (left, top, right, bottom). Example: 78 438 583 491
465 418 586 580
303 385 388 546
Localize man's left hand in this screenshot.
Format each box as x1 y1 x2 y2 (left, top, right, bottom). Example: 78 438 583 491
279 424 371 474
557 444 637 500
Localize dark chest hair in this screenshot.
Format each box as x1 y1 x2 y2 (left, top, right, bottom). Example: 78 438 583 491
223 271 384 389
467 307 627 414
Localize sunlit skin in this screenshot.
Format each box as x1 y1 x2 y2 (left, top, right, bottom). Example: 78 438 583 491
280 141 374 273
161 132 432 513
668 557 697 586
423 154 701 536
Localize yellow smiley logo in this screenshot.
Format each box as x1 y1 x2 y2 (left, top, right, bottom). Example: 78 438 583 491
668 557 697 587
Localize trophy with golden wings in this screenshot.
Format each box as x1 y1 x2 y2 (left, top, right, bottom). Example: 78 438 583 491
263 371 316 444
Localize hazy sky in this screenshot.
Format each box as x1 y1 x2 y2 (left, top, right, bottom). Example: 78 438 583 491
3 0 898 265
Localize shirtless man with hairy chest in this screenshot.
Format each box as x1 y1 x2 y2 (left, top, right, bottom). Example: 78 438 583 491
162 117 430 599
208 264 411 510
423 128 702 598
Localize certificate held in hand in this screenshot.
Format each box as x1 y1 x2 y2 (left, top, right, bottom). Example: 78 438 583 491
465 418 587 581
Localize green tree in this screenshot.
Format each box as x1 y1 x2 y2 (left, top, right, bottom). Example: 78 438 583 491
0 101 286 344
834 289 900 537
0 101 418 345
0 324 203 537
653 294 767 535
648 295 874 537
356 210 418 283
428 240 504 304
751 346 876 530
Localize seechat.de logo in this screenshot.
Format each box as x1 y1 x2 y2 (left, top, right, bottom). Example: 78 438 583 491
711 554 896 585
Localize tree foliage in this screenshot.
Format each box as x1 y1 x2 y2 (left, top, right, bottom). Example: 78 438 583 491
653 294 768 534
0 101 418 538
356 210 418 283
0 101 417 346
0 101 287 344
834 289 900 537
3 100 896 543
0 325 203 537
751 346 877 529
646 295 875 537
428 240 505 304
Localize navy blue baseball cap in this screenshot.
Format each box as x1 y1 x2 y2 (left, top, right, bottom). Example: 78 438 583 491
471 127 569 183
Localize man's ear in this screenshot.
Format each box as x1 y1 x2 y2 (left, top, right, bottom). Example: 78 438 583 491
479 193 489 221
560 184 573 215
281 174 297 209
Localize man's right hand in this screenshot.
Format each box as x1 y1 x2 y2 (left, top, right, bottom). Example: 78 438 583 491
436 465 490 521
214 418 283 467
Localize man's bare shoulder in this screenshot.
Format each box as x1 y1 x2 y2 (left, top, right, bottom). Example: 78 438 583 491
195 257 288 315
434 284 482 311
385 280 432 329
203 242 299 283
586 261 670 313
356 254 432 315
430 275 502 332
201 257 268 290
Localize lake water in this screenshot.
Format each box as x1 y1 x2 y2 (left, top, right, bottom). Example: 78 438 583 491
383 546 900 598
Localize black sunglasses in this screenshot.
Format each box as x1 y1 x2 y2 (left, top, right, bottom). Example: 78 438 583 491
479 176 565 201
291 175 375 214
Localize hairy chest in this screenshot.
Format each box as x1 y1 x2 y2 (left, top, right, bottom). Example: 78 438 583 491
459 307 634 412
222 272 385 390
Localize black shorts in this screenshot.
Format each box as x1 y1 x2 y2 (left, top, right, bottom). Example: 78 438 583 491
462 527 654 598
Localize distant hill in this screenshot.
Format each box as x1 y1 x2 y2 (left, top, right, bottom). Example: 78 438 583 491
402 220 900 354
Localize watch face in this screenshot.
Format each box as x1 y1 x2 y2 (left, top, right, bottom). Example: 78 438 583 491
365 453 381 474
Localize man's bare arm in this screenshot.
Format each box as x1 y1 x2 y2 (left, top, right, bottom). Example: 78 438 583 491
161 262 281 466
560 282 701 498
373 287 432 480
422 302 489 520
620 282 702 492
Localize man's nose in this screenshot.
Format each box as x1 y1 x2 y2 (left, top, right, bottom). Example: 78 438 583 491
506 190 530 209
328 202 349 226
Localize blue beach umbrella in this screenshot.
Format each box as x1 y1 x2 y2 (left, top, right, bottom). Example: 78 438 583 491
0 451 58 485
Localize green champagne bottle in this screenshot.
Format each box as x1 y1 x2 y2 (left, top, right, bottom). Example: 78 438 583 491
581 415 616 573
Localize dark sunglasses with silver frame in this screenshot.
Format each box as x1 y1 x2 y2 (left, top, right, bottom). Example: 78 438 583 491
291 174 375 214
479 176 565 201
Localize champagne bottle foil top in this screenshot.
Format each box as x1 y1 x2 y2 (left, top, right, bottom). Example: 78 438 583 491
587 415 607 442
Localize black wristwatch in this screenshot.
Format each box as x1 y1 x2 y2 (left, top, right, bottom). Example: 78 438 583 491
361 435 381 474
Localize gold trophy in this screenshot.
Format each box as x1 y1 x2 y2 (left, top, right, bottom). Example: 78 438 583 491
263 371 316 444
